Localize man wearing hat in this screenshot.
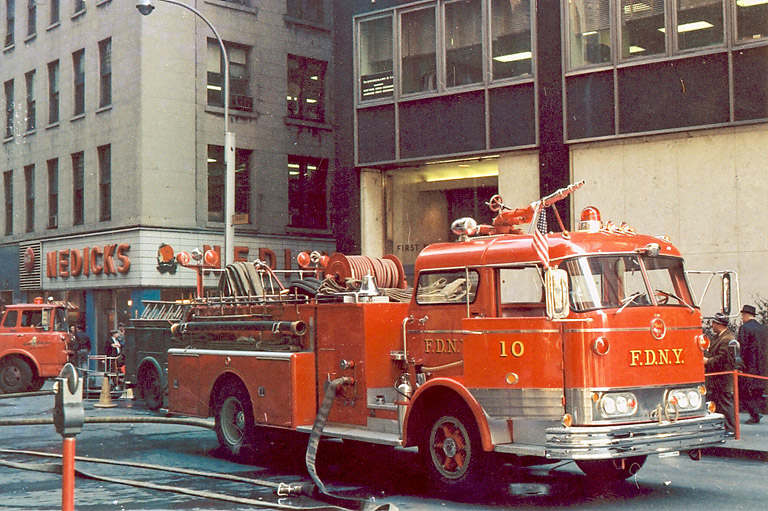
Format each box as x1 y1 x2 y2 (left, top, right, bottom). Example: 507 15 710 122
738 305 767 424
705 313 740 434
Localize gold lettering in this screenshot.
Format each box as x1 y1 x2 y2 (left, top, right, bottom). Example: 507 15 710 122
658 349 669 365
630 350 642 366
511 341 524 358
435 339 445 352
499 341 507 358
446 338 458 353
645 349 657 366
673 348 684 364
424 339 433 353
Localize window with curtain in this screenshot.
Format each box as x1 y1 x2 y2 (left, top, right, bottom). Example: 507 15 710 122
401 7 436 94
445 0 483 87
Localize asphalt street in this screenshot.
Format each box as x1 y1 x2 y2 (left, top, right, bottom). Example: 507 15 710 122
1 385 768 511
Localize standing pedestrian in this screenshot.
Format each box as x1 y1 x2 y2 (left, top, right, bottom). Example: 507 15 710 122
705 313 740 435
738 304 767 424
70 325 91 369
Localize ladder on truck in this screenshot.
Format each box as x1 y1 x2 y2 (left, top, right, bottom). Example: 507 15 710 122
134 300 189 325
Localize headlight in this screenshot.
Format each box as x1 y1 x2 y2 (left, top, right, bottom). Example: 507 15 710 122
668 388 703 410
599 392 638 418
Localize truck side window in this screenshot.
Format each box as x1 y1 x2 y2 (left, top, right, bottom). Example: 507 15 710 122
416 270 479 304
499 267 545 317
3 310 17 327
21 310 42 328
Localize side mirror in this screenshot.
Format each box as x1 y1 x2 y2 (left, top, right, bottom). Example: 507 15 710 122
721 272 731 316
545 268 570 320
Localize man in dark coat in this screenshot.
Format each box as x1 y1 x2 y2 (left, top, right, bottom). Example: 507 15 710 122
705 313 739 434
738 304 767 424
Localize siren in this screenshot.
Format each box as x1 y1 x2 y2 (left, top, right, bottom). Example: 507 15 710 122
579 207 602 232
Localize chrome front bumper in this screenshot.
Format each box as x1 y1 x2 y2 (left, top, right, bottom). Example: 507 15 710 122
544 413 725 460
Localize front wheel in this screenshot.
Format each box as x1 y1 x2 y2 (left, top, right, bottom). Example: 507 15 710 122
0 357 33 394
215 383 256 458
137 366 165 411
575 455 647 481
419 406 489 492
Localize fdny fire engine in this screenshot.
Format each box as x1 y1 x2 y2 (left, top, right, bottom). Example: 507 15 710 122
164 182 725 491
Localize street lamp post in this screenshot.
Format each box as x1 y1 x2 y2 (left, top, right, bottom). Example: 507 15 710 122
136 0 236 266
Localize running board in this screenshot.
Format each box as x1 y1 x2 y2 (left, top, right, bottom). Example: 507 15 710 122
494 443 547 457
296 425 403 447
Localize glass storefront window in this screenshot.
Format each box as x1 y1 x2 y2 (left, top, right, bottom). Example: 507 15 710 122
491 0 532 79
736 0 768 42
359 15 394 100
676 0 724 51
401 7 436 94
444 0 483 87
567 0 612 68
620 0 667 59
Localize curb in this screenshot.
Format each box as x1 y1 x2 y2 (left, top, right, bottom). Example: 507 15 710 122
702 445 768 462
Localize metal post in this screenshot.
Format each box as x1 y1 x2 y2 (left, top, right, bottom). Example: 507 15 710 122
62 437 76 511
139 0 236 265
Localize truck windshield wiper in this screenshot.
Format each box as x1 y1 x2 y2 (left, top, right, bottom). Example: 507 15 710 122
615 291 643 315
654 288 695 312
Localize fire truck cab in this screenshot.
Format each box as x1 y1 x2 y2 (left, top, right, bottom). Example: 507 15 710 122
165 184 725 491
0 299 73 393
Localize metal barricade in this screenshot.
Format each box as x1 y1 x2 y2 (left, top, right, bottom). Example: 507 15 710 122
81 355 123 397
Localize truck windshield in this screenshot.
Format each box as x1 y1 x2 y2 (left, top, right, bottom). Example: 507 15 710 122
565 255 694 312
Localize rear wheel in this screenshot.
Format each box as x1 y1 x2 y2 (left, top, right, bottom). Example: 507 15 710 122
137 365 165 411
0 357 33 394
215 383 256 458
576 455 647 481
27 377 45 392
419 405 489 492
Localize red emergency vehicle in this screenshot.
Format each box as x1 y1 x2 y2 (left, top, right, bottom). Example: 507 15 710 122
165 183 725 490
0 298 73 393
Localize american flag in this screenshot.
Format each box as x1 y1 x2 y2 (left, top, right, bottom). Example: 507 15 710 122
532 201 549 268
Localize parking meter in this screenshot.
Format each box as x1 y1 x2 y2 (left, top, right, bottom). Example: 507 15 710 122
728 339 743 370
54 363 84 437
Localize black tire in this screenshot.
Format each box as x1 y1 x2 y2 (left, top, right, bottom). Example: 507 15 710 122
0 357 33 394
27 377 45 392
419 405 489 492
214 382 256 458
575 455 647 481
138 366 165 411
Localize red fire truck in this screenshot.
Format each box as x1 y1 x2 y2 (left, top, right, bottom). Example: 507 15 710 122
0 298 73 393
165 183 726 490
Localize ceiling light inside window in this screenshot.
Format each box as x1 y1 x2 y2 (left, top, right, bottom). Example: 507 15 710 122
658 21 714 33
737 0 768 6
492 51 532 63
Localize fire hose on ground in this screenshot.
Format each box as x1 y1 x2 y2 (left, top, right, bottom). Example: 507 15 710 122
0 369 396 511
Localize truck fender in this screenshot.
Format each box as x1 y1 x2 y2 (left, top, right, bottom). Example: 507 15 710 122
208 370 248 418
0 350 42 377
402 377 493 452
137 357 166 387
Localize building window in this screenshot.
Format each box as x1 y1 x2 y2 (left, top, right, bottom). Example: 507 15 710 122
26 0 35 37
566 0 731 70
5 0 14 47
72 151 84 225
48 60 59 124
737 0 768 41
287 55 326 122
25 70 35 132
359 15 393 100
4 79 13 139
73 49 85 116
207 145 251 223
24 164 33 232
491 0 532 80
74 0 85 14
207 40 252 111
445 0 483 87
99 38 112 108
567 0 611 68
288 156 327 230
47 158 58 229
98 145 111 221
4 171 12 235
50 0 60 25
401 7 436 95
287 0 324 24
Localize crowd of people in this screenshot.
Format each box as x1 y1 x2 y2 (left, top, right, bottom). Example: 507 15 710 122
705 305 768 435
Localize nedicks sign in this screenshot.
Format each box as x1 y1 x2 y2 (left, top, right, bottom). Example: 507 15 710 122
46 244 131 278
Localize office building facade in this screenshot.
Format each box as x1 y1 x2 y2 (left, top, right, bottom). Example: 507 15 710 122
1 0 337 344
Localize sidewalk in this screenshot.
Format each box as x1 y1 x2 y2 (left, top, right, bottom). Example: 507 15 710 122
703 412 768 462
